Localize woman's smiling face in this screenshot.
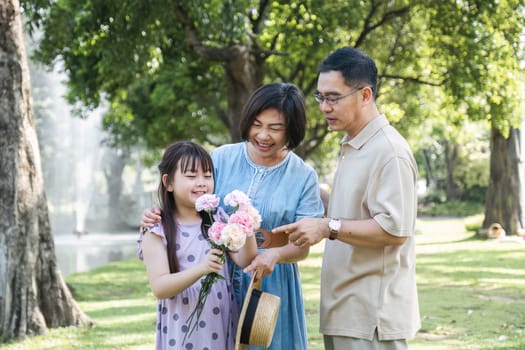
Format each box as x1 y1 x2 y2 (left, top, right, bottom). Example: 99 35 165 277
247 108 288 165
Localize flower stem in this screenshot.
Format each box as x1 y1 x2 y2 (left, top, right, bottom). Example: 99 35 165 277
182 270 225 343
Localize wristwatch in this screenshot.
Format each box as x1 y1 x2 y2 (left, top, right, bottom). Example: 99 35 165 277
328 218 341 240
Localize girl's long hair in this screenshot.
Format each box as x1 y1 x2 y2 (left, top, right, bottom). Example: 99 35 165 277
157 141 214 273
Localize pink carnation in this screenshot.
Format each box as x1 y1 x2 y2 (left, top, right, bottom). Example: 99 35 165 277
224 190 251 209
246 205 262 231
208 221 227 245
195 194 219 212
228 210 254 237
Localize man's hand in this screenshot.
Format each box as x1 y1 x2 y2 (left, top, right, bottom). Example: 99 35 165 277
272 218 329 247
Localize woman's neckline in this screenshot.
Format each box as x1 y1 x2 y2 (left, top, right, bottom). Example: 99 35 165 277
243 142 290 170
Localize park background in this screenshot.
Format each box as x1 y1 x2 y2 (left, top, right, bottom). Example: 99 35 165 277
1 0 524 349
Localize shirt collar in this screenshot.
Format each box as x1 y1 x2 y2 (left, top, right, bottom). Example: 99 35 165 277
340 114 389 149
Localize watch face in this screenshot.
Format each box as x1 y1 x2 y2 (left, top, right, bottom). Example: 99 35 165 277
329 218 341 232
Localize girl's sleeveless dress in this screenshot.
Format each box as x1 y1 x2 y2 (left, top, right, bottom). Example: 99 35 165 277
137 221 238 350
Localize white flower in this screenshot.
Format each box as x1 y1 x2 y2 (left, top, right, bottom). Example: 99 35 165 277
220 223 247 251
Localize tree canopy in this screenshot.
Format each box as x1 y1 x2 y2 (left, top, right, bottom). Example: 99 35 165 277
22 0 524 175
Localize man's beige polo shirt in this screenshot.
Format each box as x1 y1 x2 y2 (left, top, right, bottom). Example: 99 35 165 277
320 115 421 341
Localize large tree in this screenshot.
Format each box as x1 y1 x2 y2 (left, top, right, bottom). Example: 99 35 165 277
0 0 91 342
420 1 525 234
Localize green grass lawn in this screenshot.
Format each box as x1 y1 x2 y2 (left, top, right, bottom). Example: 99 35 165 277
3 217 525 349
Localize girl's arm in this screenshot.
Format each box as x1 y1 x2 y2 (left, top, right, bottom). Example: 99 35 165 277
142 232 224 299
227 235 257 268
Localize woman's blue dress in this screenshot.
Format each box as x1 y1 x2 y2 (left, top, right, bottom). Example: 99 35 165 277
211 142 324 350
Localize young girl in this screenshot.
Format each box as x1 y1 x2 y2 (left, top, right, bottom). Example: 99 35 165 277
137 141 257 350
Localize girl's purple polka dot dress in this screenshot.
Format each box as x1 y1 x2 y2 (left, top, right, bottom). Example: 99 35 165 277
138 221 238 350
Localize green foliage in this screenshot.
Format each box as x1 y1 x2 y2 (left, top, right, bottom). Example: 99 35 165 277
418 199 484 217
21 0 525 172
421 0 524 130
465 214 485 233
414 120 490 203
454 160 489 202
26 0 231 148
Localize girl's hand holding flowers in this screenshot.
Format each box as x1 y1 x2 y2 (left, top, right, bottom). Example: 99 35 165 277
183 190 261 343
200 248 225 275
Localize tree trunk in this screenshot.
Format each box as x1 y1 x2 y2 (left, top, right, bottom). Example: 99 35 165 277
444 140 461 200
482 127 525 236
174 4 265 143
421 149 433 188
223 45 264 142
103 148 127 229
0 0 92 342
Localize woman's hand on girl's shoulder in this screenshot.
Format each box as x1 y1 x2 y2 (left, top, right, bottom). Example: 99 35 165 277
141 207 162 228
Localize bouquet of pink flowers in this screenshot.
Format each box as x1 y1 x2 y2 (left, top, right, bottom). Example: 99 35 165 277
184 190 261 342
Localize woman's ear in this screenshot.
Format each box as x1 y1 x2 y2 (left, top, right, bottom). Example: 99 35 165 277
162 174 173 192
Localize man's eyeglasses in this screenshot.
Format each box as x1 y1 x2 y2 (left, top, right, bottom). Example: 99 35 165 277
313 87 365 106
